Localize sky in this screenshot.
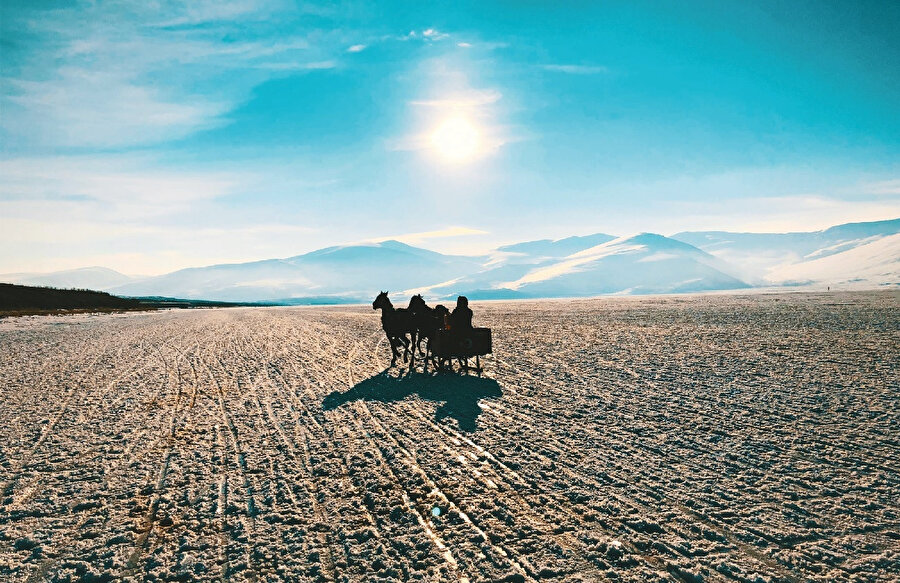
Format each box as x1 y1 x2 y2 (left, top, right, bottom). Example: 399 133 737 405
1 0 899 275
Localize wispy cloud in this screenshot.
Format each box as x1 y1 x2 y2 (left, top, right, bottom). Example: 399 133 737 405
422 28 449 40
541 64 608 74
665 194 900 234
0 155 240 216
347 44 367 53
399 28 451 42
0 218 319 275
1 3 343 149
150 0 288 27
378 226 489 245
864 179 900 196
409 89 502 109
257 60 337 71
5 71 230 148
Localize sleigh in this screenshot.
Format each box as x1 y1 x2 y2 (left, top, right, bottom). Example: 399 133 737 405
431 327 492 373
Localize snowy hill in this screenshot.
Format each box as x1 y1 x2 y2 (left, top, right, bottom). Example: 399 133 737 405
0 266 133 290
9 219 896 302
497 233 749 297
110 240 483 302
672 218 900 281
766 233 900 288
409 233 619 299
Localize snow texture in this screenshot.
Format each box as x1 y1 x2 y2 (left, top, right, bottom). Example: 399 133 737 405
1 291 897 582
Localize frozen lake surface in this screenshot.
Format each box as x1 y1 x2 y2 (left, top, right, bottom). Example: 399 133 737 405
1 291 897 582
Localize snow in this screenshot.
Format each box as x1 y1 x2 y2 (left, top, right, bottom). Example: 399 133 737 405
503 233 748 295
0 291 896 581
766 233 900 288
2 219 896 302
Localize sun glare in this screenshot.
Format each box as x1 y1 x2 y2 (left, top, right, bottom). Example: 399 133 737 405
429 115 482 163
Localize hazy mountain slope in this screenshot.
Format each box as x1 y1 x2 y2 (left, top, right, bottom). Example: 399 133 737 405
497 233 616 258
13 219 896 302
409 233 620 299
766 233 900 288
672 218 900 280
0 267 133 290
499 233 749 297
112 241 483 302
111 258 307 301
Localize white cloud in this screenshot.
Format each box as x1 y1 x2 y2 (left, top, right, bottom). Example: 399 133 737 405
709 195 900 233
864 179 900 196
257 60 337 71
150 0 285 26
5 70 230 148
347 44 367 53
400 29 450 41
375 226 489 245
422 28 449 40
0 151 332 274
410 89 503 109
1 4 339 149
0 215 319 275
541 64 608 74
0 155 241 217
611 192 899 236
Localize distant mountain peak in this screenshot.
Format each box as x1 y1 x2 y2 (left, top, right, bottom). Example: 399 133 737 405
9 218 895 302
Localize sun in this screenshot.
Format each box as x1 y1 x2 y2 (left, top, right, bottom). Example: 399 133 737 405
429 115 482 163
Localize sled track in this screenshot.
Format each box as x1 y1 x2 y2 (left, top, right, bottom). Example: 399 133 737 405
1 292 897 582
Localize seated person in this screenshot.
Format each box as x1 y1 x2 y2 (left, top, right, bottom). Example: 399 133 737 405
450 296 473 331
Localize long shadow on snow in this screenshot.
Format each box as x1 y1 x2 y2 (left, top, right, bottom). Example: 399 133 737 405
323 370 502 432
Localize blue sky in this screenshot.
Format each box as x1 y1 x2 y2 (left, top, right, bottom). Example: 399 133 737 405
1 0 898 274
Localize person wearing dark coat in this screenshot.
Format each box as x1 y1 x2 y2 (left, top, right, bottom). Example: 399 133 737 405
450 296 473 331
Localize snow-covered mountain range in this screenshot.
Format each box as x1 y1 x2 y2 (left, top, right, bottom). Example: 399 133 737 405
3 218 897 302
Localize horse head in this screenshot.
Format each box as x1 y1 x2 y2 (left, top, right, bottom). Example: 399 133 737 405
408 293 428 313
373 291 392 311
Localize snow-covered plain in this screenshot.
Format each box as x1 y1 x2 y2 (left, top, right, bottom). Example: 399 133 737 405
1 292 897 582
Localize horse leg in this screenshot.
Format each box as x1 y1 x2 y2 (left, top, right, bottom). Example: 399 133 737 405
408 331 416 371
399 334 410 363
386 332 399 366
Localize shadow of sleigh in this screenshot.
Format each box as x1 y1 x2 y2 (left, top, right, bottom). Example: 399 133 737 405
322 370 502 432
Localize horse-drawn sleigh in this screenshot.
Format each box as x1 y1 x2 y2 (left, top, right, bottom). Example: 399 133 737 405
373 291 492 373
430 325 492 372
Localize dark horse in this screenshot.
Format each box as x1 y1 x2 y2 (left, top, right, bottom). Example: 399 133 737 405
407 294 451 371
373 291 417 369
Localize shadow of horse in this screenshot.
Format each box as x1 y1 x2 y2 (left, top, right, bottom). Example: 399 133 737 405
323 370 502 432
